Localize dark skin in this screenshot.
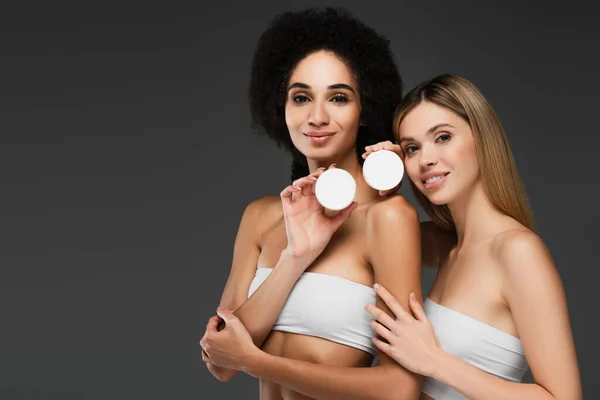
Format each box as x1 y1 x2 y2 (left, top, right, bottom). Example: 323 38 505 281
201 50 424 400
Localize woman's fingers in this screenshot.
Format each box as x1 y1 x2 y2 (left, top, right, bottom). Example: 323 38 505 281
362 141 403 160
365 303 397 330
363 141 392 156
372 336 392 355
282 176 317 204
408 292 429 324
284 165 336 200
370 320 394 342
373 284 413 322
280 184 301 206
292 175 319 197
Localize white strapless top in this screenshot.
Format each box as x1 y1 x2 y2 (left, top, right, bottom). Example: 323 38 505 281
248 268 378 355
422 298 529 399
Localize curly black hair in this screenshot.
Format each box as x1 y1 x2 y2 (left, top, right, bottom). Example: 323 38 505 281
249 7 403 181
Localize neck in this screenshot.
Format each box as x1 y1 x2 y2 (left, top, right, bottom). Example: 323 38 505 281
307 148 378 206
447 181 505 248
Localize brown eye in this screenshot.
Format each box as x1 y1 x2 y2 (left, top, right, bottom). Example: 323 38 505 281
436 133 451 142
331 94 348 103
292 95 310 103
404 145 419 154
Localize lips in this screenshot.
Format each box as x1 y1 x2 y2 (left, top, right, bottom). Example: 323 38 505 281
304 131 336 144
421 172 449 190
304 131 336 138
424 174 447 184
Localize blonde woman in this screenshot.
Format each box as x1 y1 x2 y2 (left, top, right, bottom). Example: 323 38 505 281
363 74 581 400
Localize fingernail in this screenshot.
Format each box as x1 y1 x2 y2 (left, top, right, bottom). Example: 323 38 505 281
373 283 380 290
410 292 415 300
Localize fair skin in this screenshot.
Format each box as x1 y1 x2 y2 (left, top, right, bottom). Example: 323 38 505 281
363 101 582 400
200 50 423 400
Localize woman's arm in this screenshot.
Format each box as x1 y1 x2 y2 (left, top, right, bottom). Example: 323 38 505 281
431 231 582 400
363 196 423 398
204 308 418 400
230 171 357 345
205 195 304 382
205 194 309 381
368 230 582 400
204 196 271 381
205 170 357 381
204 196 423 400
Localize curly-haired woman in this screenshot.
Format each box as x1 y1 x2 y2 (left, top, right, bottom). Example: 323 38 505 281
200 7 428 400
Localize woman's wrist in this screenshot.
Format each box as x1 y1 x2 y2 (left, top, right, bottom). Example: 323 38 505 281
242 348 271 378
429 347 454 382
280 247 313 271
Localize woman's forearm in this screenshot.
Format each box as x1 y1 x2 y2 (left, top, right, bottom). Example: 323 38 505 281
232 250 306 347
207 252 303 383
432 351 556 400
244 352 421 400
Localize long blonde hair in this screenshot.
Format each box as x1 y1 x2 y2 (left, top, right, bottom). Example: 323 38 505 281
393 74 535 232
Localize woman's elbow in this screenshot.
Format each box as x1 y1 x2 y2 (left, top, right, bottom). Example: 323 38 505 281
207 364 239 382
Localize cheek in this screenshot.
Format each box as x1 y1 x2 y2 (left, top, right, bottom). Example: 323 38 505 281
285 104 304 132
347 105 361 127
404 158 421 183
333 105 361 136
454 139 479 173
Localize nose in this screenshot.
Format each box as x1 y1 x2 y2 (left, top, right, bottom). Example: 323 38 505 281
308 100 330 126
418 143 438 168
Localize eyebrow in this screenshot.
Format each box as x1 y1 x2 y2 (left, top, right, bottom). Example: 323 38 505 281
287 82 356 93
399 123 455 143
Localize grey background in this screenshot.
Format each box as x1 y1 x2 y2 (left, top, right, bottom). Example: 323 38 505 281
1 1 598 399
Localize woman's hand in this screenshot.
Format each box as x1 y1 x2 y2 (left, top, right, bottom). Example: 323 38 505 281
200 315 240 382
281 164 357 267
365 284 443 377
362 141 404 196
200 308 262 372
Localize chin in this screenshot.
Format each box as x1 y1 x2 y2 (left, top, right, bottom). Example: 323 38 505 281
423 189 454 206
429 197 450 206
302 147 339 161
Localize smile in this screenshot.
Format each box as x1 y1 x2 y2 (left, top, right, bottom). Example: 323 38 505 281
422 173 449 189
304 132 336 144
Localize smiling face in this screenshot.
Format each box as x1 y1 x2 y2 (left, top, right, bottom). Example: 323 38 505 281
285 50 361 163
398 101 480 206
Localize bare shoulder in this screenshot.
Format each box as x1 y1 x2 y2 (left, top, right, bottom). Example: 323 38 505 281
491 228 555 278
244 195 281 218
240 196 283 234
364 195 420 262
365 194 419 227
